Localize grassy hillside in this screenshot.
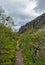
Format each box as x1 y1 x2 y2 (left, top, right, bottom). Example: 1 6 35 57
0 23 19 65
19 29 45 65
19 13 45 65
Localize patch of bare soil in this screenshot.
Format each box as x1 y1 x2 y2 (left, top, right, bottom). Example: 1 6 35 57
14 41 24 65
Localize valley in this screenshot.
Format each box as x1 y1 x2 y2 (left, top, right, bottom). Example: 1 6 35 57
0 12 45 65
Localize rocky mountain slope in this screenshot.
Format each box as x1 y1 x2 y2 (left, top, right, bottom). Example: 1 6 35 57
19 13 45 34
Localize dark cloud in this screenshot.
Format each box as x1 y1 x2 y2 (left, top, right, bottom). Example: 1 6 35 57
35 0 45 12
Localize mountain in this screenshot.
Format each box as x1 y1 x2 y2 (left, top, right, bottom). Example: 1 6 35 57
19 13 45 34
0 7 16 31
19 13 45 65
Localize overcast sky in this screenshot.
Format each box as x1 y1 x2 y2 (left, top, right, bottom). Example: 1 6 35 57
0 0 45 30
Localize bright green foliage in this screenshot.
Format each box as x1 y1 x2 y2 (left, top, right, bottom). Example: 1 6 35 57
0 23 19 65
19 29 45 65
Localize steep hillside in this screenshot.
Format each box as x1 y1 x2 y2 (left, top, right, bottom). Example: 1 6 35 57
19 29 45 65
19 13 45 65
19 13 45 34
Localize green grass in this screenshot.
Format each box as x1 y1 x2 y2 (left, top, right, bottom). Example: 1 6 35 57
19 29 45 65
0 23 45 65
0 24 19 65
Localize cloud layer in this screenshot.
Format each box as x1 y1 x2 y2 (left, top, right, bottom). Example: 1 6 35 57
0 0 45 30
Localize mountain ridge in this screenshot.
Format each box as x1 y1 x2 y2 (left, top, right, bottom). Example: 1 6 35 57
19 13 45 34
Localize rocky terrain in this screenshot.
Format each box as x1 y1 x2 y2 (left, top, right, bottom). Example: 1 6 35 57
19 13 45 34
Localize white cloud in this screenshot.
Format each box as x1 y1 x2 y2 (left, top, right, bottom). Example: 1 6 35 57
0 0 38 16
0 0 45 31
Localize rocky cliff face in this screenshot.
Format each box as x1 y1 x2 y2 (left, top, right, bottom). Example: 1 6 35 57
19 13 45 34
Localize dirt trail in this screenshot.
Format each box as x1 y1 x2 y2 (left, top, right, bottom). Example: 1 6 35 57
14 41 24 65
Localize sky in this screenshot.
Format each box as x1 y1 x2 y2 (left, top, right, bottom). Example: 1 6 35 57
0 0 45 30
